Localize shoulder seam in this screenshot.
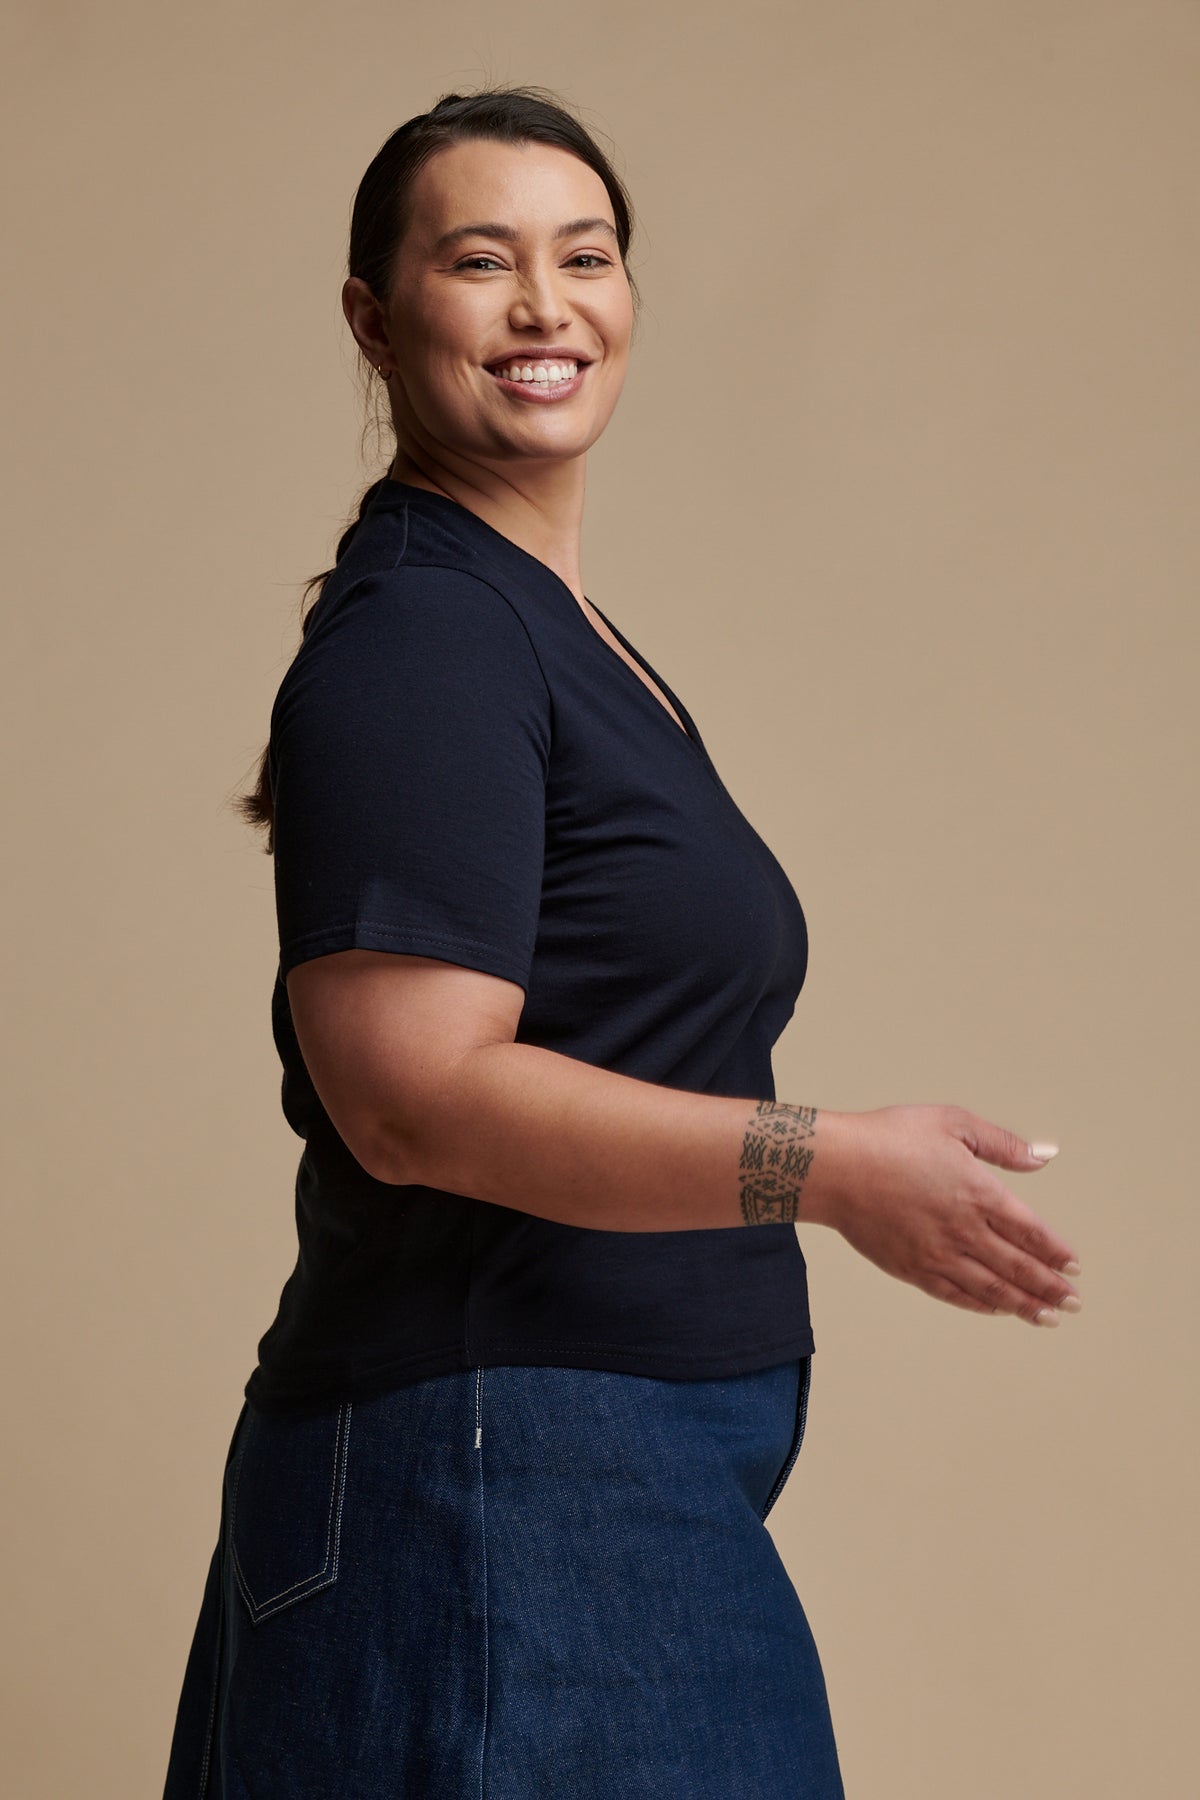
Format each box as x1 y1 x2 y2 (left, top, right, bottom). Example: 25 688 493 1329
389 556 555 724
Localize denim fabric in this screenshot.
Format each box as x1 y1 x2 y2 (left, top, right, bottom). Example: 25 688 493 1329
163 1356 844 1798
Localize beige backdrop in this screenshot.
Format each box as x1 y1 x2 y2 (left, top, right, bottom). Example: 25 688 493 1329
3 1 1196 1793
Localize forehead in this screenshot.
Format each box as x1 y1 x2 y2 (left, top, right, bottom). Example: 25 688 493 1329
408 138 615 241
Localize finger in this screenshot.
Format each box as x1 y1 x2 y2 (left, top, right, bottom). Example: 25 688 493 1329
980 1189 1082 1280
923 1272 1002 1316
949 1109 1061 1176
950 1252 1073 1327
969 1232 1080 1313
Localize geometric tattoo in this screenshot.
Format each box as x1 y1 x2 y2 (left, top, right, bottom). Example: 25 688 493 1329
737 1101 818 1224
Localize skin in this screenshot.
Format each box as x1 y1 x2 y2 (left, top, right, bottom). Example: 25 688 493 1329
342 136 632 605
313 135 1084 1326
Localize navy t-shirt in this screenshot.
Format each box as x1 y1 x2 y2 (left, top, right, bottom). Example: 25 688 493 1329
245 478 815 1416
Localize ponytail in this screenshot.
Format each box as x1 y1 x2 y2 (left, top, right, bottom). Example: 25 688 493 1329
233 81 639 857
232 474 392 854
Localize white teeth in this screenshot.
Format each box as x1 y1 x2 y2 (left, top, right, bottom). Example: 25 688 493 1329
493 360 578 384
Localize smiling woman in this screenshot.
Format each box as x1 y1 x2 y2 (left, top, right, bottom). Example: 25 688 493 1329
343 131 635 492
162 79 1078 1800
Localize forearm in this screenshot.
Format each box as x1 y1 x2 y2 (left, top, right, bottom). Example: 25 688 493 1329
385 1038 855 1232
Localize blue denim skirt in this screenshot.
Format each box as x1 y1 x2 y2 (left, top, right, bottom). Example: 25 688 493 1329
163 1356 844 1797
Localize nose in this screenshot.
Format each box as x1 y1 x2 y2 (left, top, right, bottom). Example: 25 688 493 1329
508 257 572 334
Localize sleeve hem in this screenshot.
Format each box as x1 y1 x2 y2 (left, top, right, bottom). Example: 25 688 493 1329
279 923 531 991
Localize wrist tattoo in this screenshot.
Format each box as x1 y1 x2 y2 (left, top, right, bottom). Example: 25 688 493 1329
738 1102 818 1224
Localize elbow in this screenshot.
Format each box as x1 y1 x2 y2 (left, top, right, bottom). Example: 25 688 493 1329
362 1114 431 1188
367 1090 488 1196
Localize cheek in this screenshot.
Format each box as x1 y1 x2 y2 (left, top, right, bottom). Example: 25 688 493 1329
604 277 636 341
411 351 480 414
424 306 493 400
401 284 480 368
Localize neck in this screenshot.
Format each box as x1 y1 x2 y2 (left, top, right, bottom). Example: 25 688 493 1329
387 447 589 605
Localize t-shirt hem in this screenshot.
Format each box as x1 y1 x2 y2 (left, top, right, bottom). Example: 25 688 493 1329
243 1327 816 1417
278 923 531 988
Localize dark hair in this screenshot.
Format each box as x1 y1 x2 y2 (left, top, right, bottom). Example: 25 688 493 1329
233 84 640 853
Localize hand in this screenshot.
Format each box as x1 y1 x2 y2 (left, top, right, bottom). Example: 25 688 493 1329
830 1104 1082 1325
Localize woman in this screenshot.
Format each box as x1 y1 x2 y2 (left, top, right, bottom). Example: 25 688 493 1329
163 85 1082 1798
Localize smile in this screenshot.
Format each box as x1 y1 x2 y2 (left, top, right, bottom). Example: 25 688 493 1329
486 358 587 400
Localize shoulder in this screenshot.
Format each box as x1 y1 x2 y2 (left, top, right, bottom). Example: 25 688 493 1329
298 549 542 659
271 556 552 751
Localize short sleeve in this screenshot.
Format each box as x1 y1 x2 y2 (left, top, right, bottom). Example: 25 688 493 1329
270 564 552 991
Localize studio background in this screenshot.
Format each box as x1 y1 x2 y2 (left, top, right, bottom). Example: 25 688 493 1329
2 2 1195 1794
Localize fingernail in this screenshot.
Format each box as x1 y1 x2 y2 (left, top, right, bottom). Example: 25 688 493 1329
1034 1308 1060 1327
1029 1142 1059 1162
1059 1259 1082 1276
1057 1294 1083 1313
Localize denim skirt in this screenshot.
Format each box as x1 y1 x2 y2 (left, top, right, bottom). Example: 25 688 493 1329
162 1356 844 1798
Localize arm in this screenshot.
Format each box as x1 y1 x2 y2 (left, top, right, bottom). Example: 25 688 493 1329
287 949 1083 1325
400 1036 840 1234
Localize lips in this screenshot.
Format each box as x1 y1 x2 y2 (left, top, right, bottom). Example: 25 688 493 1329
486 361 588 399
483 351 594 372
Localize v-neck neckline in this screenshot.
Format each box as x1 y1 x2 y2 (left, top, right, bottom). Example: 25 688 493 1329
579 598 730 797
582 598 700 745
373 478 727 792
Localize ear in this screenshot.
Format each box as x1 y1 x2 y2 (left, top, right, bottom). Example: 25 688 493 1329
342 276 391 368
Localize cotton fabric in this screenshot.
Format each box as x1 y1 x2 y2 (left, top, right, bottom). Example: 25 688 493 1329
248 478 815 1416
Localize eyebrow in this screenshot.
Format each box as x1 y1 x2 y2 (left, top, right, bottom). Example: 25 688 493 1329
433 216 619 254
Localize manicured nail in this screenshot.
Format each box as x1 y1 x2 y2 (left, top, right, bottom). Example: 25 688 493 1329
1034 1308 1060 1327
1059 1259 1082 1276
1029 1142 1059 1162
1057 1294 1083 1313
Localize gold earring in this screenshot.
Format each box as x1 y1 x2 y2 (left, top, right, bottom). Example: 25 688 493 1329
376 362 390 377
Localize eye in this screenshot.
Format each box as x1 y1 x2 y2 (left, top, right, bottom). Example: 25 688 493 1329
453 252 613 272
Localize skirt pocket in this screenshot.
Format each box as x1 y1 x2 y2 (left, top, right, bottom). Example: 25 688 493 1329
759 1355 812 1523
226 1399 353 1624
